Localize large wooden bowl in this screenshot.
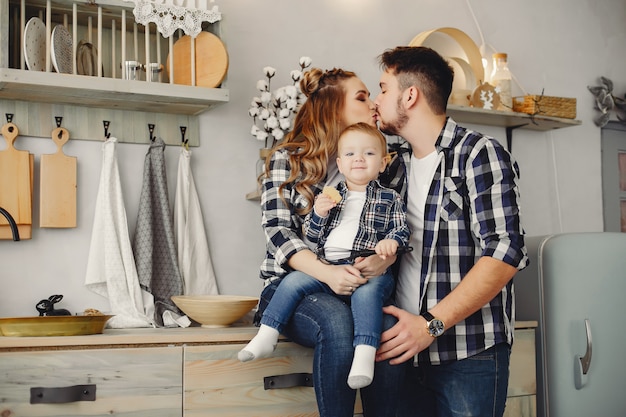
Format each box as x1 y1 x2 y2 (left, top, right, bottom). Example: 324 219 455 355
171 295 258 328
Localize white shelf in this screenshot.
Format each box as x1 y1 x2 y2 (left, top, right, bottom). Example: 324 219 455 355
448 104 582 131
0 68 228 116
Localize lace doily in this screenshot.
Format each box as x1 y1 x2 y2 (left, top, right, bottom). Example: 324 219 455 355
131 0 222 38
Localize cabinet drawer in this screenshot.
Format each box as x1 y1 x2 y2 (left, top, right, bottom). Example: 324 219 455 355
184 342 318 416
0 346 182 417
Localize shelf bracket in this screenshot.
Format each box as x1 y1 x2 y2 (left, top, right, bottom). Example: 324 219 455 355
505 124 528 152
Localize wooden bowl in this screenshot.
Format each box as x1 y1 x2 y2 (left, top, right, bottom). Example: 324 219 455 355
171 295 258 328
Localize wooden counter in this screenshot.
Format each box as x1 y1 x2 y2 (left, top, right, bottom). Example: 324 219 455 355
0 322 537 417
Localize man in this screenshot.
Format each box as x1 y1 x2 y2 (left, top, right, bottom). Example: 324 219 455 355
374 46 528 416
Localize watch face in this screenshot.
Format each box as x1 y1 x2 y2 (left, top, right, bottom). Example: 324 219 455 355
429 319 445 337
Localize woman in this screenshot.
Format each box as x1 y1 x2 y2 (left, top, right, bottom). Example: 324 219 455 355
254 68 403 416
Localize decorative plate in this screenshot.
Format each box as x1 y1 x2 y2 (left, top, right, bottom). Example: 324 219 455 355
24 17 46 71
51 25 73 74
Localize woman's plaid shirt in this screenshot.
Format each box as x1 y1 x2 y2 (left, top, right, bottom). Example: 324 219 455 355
259 149 325 281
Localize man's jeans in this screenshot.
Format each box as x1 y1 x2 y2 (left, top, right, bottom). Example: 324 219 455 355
397 343 511 417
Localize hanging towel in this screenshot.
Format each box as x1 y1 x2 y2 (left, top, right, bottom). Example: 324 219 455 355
133 136 184 327
175 147 219 296
84 137 154 329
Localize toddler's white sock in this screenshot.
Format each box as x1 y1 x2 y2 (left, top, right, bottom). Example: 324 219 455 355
237 324 279 362
347 344 376 389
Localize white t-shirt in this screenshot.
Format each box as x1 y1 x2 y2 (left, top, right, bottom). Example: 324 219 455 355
324 190 366 261
396 151 438 315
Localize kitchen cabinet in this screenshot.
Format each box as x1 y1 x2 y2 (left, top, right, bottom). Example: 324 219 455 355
0 323 536 417
0 0 229 146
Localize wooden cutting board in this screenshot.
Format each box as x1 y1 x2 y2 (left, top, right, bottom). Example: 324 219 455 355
0 121 32 239
39 126 77 228
166 31 228 88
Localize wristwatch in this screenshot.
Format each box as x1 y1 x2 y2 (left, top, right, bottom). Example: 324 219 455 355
421 311 445 338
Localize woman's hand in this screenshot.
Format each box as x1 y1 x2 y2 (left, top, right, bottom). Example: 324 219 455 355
288 249 367 296
352 252 396 278
321 263 368 296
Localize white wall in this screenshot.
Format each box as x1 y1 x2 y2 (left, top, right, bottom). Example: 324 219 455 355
1 0 625 317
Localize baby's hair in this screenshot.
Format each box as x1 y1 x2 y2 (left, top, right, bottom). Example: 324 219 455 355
339 123 389 162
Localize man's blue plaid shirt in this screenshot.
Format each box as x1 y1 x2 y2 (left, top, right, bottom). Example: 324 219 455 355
380 117 529 364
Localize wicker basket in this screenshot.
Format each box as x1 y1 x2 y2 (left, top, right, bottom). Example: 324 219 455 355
512 95 577 119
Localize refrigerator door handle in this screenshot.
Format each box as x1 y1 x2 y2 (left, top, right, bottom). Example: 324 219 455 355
574 318 592 389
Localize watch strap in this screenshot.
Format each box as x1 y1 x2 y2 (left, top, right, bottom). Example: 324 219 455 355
421 311 434 322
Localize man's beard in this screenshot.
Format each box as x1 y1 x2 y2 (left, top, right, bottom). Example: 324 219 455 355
378 96 408 136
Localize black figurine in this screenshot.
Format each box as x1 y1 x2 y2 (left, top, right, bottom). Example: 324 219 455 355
36 294 71 316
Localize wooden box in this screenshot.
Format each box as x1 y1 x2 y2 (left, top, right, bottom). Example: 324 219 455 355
513 95 577 119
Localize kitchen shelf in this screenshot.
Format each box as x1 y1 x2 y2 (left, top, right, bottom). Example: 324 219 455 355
0 0 229 145
245 107 582 201
0 68 228 116
448 104 582 151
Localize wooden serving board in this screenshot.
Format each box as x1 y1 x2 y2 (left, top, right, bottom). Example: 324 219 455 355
39 126 77 228
0 122 32 240
166 31 228 88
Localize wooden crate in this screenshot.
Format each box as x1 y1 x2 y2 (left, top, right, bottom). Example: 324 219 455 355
513 95 576 119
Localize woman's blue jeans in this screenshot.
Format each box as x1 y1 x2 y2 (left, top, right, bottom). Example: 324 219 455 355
256 277 404 417
396 342 511 417
260 270 394 348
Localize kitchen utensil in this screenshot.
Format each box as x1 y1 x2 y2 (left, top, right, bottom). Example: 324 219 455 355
0 315 113 337
24 17 46 71
0 120 32 239
39 124 76 228
124 60 141 80
145 62 163 82
165 31 228 88
76 40 98 76
171 295 258 328
51 24 73 74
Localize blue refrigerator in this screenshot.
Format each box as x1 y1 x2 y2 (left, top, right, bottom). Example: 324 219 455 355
515 233 626 417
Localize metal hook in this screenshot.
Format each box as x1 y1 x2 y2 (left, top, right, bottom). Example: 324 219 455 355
148 123 155 142
103 120 111 139
180 126 188 149
6 113 13 123
55 116 63 128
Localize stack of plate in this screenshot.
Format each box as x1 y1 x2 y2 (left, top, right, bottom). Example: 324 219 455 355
24 17 74 74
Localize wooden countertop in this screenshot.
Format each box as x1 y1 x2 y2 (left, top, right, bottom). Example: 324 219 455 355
0 320 538 351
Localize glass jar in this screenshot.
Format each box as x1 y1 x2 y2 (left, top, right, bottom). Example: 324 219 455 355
490 53 512 111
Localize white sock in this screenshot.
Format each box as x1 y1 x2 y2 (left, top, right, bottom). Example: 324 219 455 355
238 324 279 362
347 344 376 389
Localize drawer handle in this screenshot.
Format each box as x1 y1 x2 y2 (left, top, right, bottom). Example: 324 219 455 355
264 373 313 390
30 384 97 404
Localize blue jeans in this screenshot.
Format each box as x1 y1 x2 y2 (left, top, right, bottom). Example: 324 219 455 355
397 343 511 417
256 278 404 417
260 270 395 348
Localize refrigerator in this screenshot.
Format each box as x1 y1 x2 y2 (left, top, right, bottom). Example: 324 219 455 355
515 233 626 417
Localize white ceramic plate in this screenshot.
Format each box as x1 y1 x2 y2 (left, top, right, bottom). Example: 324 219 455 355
24 17 46 71
51 25 73 74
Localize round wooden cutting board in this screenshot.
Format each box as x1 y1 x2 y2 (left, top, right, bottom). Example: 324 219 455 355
166 31 228 88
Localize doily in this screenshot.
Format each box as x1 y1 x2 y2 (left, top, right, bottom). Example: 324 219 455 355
132 0 221 38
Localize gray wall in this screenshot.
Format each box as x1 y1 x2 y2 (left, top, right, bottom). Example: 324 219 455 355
1 0 625 317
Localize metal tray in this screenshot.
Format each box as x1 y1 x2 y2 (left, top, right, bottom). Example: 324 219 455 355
0 315 113 337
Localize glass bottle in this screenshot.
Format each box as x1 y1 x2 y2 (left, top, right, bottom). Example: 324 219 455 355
490 53 512 111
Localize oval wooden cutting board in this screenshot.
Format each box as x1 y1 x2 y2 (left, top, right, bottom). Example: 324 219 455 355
166 31 228 88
